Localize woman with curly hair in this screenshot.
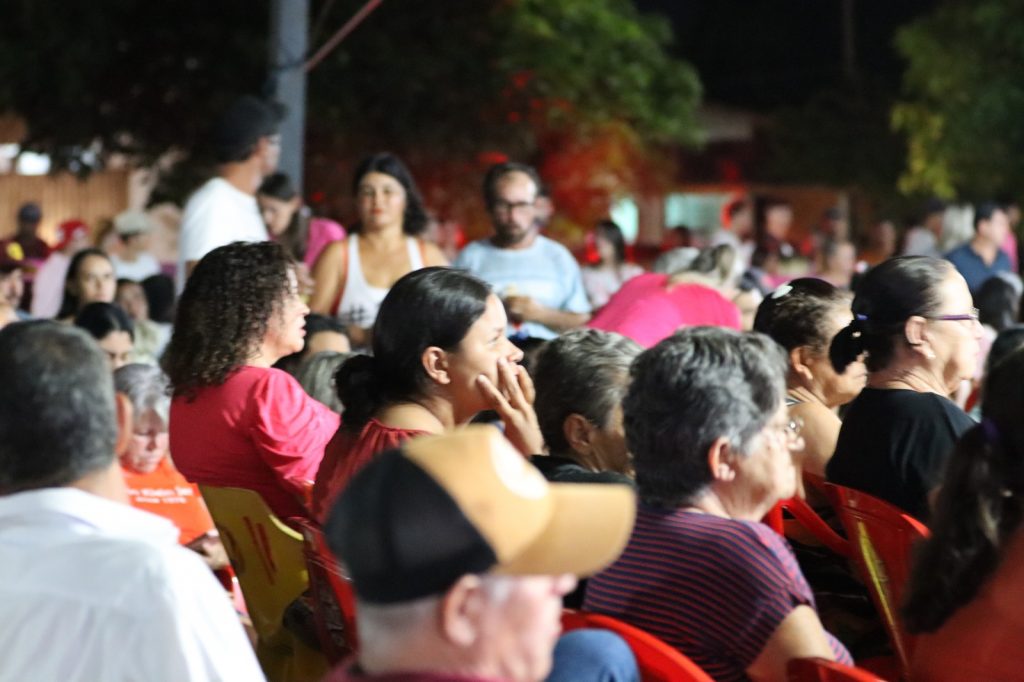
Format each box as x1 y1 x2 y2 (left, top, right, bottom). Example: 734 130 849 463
164 241 340 521
905 347 1024 680
310 267 542 522
309 153 448 348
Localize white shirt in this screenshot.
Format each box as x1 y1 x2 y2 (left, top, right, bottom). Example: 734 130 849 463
176 177 268 292
0 488 265 682
111 252 162 282
30 251 70 318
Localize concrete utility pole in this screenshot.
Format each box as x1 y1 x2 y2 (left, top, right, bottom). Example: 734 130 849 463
269 0 309 191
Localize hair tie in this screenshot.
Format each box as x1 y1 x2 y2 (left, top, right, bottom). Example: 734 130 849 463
982 417 1001 445
855 314 868 321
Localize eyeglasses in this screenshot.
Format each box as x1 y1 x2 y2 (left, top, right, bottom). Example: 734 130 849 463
492 200 536 215
928 307 980 323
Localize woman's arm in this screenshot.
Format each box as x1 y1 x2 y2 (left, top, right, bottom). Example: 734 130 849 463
746 605 839 682
422 241 449 267
309 239 347 314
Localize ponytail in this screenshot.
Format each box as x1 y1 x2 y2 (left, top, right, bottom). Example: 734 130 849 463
829 317 866 374
335 354 385 431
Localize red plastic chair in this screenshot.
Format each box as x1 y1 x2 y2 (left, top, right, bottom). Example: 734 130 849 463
788 657 887 681
292 518 360 664
762 496 851 559
561 610 714 682
823 484 930 680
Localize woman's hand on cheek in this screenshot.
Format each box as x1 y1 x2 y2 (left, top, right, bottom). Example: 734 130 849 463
475 359 544 456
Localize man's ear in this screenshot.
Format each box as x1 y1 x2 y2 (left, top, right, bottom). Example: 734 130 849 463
438 575 484 647
422 346 450 385
113 393 134 457
706 436 737 483
562 413 595 456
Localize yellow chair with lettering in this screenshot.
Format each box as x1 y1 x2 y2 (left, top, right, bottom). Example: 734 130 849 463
200 485 327 682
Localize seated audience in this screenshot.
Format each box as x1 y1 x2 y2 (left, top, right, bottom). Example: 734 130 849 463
113 363 225 569
531 329 641 484
115 278 171 363
311 266 542 522
815 238 856 291
110 210 162 282
581 220 643 309
310 153 447 348
945 201 1012 299
904 347 1024 681
754 279 866 482
74 302 135 371
57 247 116 322
30 219 90 318
257 171 346 270
164 241 340 521
295 350 351 414
0 321 262 681
828 257 979 519
585 327 852 680
0 241 29 330
454 161 590 340
323 427 639 682
588 244 742 347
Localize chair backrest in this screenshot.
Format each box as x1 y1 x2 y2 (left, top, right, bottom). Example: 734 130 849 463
781 496 852 558
292 517 360 664
199 485 309 643
787 657 885 681
823 483 930 678
561 610 714 682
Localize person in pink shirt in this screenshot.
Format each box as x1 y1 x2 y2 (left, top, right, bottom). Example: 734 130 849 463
163 241 340 521
258 171 346 272
588 244 741 348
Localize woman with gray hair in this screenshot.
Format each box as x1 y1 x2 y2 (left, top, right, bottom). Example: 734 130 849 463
114 363 225 569
585 327 851 680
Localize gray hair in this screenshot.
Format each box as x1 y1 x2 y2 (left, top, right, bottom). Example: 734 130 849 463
295 351 353 414
532 330 641 455
113 363 171 424
0 321 117 493
624 327 787 508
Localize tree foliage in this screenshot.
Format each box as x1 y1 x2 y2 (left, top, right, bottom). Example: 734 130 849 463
1 0 701 229
893 0 1024 199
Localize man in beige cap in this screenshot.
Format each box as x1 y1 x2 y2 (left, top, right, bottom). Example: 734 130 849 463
110 210 161 282
323 426 639 682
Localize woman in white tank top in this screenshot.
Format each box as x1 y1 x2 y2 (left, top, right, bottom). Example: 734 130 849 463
310 153 447 347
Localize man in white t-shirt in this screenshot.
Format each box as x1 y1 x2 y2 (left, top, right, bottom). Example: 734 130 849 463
0 321 265 681
454 162 591 340
176 95 284 291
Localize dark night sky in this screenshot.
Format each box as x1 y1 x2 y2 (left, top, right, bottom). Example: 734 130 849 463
633 0 938 110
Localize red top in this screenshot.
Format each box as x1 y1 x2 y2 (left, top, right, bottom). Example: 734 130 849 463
587 273 741 348
169 366 340 521
122 458 214 544
912 530 1024 681
312 418 429 523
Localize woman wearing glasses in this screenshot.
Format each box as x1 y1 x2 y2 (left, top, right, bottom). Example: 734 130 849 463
309 152 447 348
827 256 980 520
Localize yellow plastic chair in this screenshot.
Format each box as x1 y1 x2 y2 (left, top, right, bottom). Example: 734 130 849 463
200 485 328 682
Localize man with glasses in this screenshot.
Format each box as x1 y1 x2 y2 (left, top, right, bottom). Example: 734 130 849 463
454 162 590 340
176 95 284 291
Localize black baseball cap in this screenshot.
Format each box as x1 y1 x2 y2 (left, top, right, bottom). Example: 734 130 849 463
325 427 636 605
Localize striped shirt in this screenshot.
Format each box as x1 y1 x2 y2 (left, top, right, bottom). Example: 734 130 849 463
584 504 851 681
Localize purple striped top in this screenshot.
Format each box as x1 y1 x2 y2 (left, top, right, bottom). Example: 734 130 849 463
584 505 851 681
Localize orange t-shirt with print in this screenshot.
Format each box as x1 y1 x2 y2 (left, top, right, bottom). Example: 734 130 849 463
122 458 215 544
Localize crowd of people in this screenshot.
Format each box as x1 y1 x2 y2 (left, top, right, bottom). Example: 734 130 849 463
3 93 1024 682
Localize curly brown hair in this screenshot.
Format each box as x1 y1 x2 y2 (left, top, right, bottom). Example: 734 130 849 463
162 241 292 398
